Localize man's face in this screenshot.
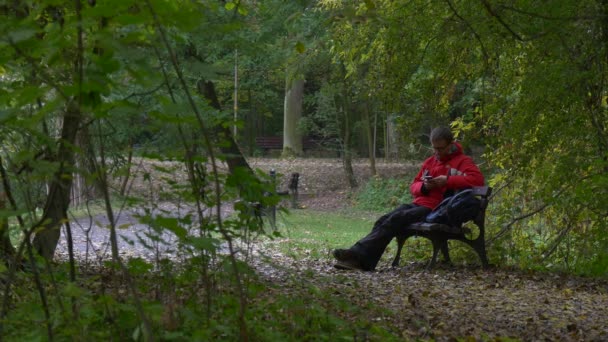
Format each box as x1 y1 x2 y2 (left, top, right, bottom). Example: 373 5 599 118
432 139 452 159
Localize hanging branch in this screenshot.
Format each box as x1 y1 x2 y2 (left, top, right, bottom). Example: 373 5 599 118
122 82 166 101
445 0 489 63
151 44 209 234
488 173 600 245
0 156 54 340
144 1 249 340
6 40 69 101
479 0 525 41
499 5 601 21
86 117 155 341
24 238 54 341
541 218 575 261
488 202 551 245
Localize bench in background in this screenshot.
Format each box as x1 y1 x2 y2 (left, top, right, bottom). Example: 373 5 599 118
255 136 317 152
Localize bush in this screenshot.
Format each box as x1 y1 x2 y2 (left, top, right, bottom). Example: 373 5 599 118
355 176 413 212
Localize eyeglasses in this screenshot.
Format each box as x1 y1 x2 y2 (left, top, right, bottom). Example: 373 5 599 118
432 143 451 152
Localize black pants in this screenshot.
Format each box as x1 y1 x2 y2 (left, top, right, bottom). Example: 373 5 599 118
350 203 431 270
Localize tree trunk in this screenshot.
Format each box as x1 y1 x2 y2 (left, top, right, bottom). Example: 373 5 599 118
120 136 134 197
336 82 358 189
363 101 377 176
247 89 255 156
32 102 82 260
386 114 398 159
197 80 252 173
0 191 15 261
283 77 304 156
342 106 358 188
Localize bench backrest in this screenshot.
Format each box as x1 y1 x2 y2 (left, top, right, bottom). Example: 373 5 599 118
471 186 492 226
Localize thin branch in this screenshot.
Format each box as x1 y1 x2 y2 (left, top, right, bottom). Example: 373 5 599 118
0 156 27 332
445 0 489 63
488 173 600 245
489 202 551 244
122 82 166 101
499 5 604 22
144 1 250 339
89 118 155 341
0 155 54 340
6 40 69 101
480 0 524 41
25 238 54 341
151 45 209 234
541 219 574 261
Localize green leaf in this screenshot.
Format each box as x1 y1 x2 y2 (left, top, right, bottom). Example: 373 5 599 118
295 41 306 54
7 29 37 43
186 236 218 252
132 324 142 341
156 216 188 239
62 282 86 297
225 2 236 10
127 258 153 275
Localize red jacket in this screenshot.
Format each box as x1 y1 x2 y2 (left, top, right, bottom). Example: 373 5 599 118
410 142 484 209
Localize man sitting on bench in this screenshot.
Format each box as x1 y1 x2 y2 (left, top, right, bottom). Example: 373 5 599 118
332 126 485 271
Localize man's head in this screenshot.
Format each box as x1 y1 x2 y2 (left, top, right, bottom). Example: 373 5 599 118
430 126 454 159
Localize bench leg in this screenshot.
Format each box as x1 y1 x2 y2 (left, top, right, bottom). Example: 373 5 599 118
426 238 443 270
425 239 441 271
475 239 490 268
462 238 489 268
391 235 406 267
440 240 451 264
426 239 452 270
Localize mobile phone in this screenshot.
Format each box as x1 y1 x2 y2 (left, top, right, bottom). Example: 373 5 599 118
423 175 433 181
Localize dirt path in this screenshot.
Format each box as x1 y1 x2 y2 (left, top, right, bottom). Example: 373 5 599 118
56 158 411 261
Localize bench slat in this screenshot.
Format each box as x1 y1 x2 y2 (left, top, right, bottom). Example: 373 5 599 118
408 222 471 235
470 186 491 197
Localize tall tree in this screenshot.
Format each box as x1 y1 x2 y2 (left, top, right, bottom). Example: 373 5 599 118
283 77 304 155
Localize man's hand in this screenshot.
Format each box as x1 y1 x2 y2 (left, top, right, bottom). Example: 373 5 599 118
424 175 448 190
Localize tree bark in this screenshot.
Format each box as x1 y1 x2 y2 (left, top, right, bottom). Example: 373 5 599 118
197 80 253 173
342 106 358 188
363 101 377 176
0 191 15 261
336 82 357 188
32 102 82 260
283 77 304 156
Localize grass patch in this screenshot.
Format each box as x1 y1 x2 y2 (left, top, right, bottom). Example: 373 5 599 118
272 208 466 267
272 208 431 265
273 209 376 259
355 176 414 212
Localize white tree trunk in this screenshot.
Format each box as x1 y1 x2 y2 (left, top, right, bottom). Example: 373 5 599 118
283 77 304 156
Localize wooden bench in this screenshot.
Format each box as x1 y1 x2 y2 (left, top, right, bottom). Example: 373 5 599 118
255 136 318 152
255 136 282 151
392 186 492 269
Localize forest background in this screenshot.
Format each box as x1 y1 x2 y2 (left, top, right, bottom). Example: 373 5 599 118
0 0 607 340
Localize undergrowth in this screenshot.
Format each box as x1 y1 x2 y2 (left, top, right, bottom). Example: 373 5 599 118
354 176 413 212
1 256 399 341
